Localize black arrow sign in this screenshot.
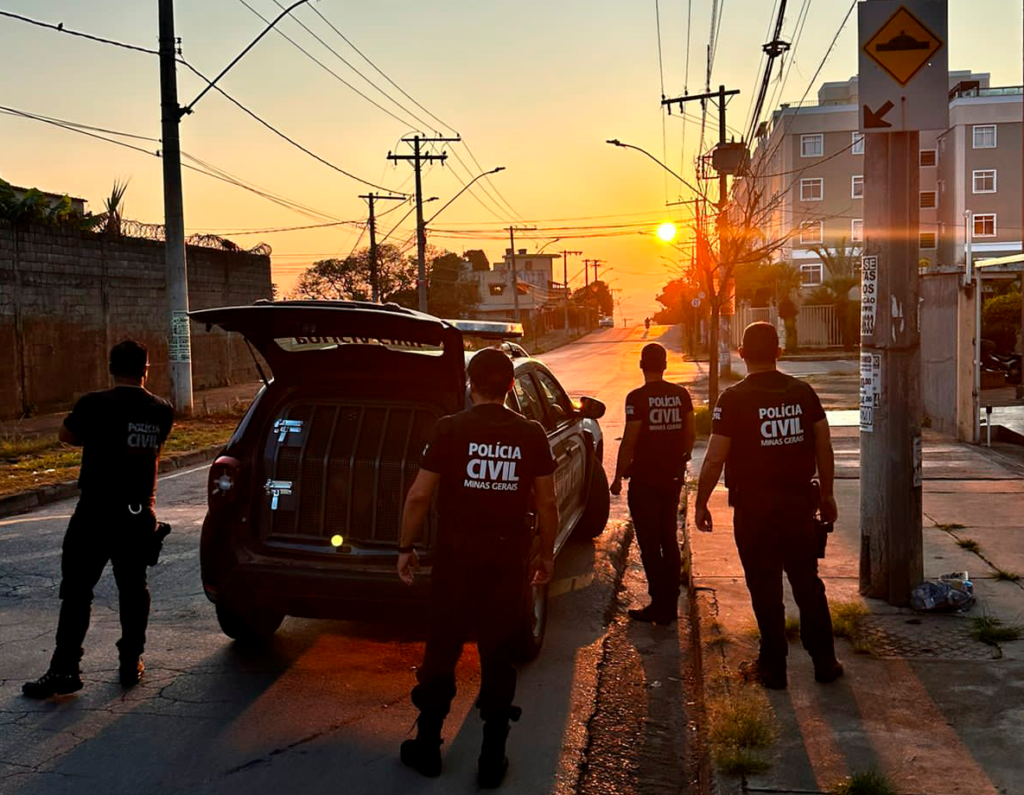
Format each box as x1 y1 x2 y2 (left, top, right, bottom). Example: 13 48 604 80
864 100 894 129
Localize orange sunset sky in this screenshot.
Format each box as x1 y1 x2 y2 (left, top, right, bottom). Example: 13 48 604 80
1 0 1021 322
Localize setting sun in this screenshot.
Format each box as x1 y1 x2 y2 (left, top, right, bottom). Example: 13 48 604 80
656 222 677 242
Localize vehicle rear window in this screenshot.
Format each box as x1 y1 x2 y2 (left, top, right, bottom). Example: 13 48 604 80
274 335 444 356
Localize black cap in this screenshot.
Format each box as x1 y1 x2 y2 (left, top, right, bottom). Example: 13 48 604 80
640 343 667 372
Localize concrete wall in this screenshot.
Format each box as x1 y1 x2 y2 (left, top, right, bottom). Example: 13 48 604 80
0 221 271 419
921 271 961 436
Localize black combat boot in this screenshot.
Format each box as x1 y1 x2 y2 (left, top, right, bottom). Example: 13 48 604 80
400 714 443 778
477 720 510 789
119 656 145 687
22 669 84 699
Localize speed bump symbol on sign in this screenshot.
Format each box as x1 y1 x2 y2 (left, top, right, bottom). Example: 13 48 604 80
863 5 943 87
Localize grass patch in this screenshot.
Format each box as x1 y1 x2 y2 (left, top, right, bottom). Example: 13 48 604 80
784 616 801 640
831 769 899 795
707 684 777 776
936 522 966 531
993 569 1021 583
955 537 981 554
705 634 730 648
830 601 868 640
694 406 712 438
971 616 1023 646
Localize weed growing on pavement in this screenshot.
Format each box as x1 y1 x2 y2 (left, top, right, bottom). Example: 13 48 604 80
707 684 776 776
971 616 1023 646
993 569 1021 582
955 537 981 553
784 616 800 640
831 769 898 795
830 601 868 640
935 522 966 532
694 406 712 438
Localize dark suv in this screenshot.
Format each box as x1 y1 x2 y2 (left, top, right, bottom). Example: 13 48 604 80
192 301 609 659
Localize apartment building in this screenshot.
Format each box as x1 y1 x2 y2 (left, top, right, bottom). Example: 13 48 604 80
461 249 561 320
744 71 1020 288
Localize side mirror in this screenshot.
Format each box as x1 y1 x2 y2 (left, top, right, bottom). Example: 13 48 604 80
577 396 606 420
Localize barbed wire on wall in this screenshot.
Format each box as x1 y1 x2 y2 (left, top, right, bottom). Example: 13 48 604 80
118 218 272 257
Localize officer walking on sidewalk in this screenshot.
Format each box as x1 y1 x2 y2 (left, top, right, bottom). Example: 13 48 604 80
611 342 695 624
23 340 175 698
694 322 843 689
395 348 559 788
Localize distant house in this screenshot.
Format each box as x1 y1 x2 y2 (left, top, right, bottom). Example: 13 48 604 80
463 249 562 320
8 183 88 215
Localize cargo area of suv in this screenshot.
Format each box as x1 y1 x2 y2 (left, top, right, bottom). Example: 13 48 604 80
192 301 606 658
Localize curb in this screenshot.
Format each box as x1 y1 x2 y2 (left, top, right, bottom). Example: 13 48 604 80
0 445 223 520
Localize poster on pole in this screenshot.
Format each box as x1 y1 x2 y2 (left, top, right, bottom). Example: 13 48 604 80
861 255 878 339
169 310 192 363
859 352 882 432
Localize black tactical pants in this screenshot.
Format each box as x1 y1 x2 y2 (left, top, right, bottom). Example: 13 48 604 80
733 494 836 673
628 478 683 611
51 500 153 672
412 558 525 724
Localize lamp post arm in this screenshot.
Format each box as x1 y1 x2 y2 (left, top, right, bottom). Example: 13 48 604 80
606 139 704 196
426 167 505 225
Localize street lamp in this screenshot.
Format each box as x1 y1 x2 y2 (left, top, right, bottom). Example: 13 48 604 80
426 167 506 225
605 138 704 196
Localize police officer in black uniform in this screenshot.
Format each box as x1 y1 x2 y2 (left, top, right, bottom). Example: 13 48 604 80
611 342 695 624
395 348 558 788
23 340 174 699
694 322 843 689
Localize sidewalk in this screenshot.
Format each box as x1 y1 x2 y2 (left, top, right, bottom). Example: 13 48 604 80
687 427 1024 794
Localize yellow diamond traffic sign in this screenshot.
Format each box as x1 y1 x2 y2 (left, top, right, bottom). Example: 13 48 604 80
863 5 943 87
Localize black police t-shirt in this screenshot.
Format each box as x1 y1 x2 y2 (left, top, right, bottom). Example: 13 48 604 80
420 403 556 562
624 380 694 483
63 386 175 505
711 370 825 496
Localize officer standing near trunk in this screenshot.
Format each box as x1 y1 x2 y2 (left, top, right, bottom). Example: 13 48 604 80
23 340 174 698
396 348 558 788
694 322 843 689
610 342 695 624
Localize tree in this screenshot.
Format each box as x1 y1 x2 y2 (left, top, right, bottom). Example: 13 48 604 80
428 251 480 318
810 237 861 348
293 243 416 303
464 249 490 272
573 280 614 317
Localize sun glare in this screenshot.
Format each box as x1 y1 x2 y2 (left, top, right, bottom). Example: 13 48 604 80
656 222 677 242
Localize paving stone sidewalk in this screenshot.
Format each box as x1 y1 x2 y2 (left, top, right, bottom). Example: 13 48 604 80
687 428 1024 795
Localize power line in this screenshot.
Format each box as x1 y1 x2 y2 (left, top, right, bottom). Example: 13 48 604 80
0 10 159 55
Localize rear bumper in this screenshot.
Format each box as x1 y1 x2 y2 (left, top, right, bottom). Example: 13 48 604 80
211 560 433 619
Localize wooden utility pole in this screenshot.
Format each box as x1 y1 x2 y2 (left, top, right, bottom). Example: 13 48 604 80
591 259 605 284
388 135 459 312
859 131 923 604
561 249 582 330
158 0 193 413
359 192 404 302
661 84 740 408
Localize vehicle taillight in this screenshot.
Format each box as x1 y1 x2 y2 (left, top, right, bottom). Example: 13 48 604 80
208 456 242 508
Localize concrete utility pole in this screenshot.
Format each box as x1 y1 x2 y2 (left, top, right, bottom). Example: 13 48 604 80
388 135 459 312
359 192 404 302
158 0 193 413
561 249 582 330
661 84 741 408
591 259 605 284
860 131 924 604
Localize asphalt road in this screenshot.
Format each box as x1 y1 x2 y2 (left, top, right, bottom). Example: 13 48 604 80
0 324 693 795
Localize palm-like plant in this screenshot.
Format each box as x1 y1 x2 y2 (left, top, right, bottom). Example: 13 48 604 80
810 237 861 348
100 178 129 237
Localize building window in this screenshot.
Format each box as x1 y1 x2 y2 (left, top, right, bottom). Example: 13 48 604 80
920 149 937 167
800 263 823 286
973 214 996 237
489 284 505 296
800 178 823 201
973 124 997 149
920 232 937 249
851 219 864 242
920 191 937 209
851 175 864 199
800 134 823 157
799 220 823 244
972 169 997 194
851 132 865 155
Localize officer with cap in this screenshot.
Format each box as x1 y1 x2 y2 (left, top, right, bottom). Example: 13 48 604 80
395 347 559 788
611 342 695 624
23 339 174 698
694 321 843 689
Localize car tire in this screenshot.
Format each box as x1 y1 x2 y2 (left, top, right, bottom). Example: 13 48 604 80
510 581 549 662
215 601 284 643
577 460 610 539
